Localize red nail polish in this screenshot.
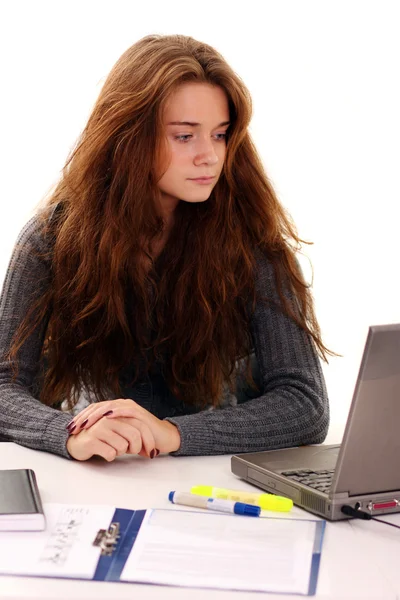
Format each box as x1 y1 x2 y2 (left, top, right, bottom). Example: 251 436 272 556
68 424 76 434
66 421 75 431
103 410 113 416
155 448 160 456
80 418 88 428
150 449 156 459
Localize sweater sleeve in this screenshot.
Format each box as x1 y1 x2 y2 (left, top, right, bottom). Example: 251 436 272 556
165 251 330 456
0 215 72 457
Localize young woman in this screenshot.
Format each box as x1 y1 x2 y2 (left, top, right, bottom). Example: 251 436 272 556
0 34 331 462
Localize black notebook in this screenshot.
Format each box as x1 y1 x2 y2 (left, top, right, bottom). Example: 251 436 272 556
0 469 45 531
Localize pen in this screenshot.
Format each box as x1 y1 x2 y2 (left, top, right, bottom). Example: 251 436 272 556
168 491 261 517
190 485 293 512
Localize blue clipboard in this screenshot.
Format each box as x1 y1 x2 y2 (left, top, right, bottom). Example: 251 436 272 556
92 508 326 595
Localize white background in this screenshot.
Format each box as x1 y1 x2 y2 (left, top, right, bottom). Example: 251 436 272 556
1 0 399 442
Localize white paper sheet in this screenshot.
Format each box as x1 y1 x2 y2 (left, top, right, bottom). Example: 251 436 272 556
0 503 115 579
121 509 319 594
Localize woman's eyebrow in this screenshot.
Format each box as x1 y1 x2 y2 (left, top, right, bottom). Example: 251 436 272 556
167 121 230 127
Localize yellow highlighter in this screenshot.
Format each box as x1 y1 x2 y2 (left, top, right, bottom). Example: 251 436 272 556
191 485 293 512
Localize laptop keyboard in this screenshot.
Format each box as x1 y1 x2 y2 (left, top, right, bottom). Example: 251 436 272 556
281 469 335 493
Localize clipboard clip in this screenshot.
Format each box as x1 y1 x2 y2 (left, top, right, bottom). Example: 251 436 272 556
93 522 120 556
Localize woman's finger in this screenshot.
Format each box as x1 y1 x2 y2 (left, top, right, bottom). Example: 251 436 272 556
68 417 157 460
117 417 157 458
66 401 112 434
71 419 143 460
90 439 119 462
103 419 146 455
69 433 118 462
68 400 137 434
94 423 136 456
100 406 153 427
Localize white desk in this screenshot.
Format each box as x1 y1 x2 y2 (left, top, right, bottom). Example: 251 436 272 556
0 443 399 600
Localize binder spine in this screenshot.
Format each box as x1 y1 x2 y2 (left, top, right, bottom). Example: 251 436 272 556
93 508 147 582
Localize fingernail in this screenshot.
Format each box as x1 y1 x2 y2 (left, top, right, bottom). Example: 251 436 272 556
155 448 160 456
103 410 113 416
150 449 156 459
66 421 75 430
80 418 88 429
68 424 76 433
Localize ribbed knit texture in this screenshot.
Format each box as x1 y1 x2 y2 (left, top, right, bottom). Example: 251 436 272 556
0 215 329 459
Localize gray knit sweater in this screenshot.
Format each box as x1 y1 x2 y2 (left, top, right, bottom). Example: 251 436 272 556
0 214 329 459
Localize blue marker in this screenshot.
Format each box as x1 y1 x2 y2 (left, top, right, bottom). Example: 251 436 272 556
168 491 261 517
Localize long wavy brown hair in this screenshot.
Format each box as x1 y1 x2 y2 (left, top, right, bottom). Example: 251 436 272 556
8 34 333 411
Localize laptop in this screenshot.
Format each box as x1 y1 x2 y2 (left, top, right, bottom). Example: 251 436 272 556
231 323 400 520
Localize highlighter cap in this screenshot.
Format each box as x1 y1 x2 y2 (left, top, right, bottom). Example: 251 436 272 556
234 502 261 517
259 494 293 512
191 485 213 497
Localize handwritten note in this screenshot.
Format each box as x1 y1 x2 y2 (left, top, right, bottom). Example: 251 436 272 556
39 507 89 567
0 504 114 579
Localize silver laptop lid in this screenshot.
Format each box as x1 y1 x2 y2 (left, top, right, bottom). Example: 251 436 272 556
331 323 400 496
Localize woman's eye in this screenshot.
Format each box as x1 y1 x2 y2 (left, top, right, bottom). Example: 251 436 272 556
174 133 227 143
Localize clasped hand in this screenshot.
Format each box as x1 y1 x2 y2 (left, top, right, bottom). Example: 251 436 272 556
66 399 181 462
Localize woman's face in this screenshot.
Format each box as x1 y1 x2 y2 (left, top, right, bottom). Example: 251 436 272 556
156 82 230 216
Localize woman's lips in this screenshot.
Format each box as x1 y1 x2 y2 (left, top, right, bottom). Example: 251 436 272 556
188 177 215 184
